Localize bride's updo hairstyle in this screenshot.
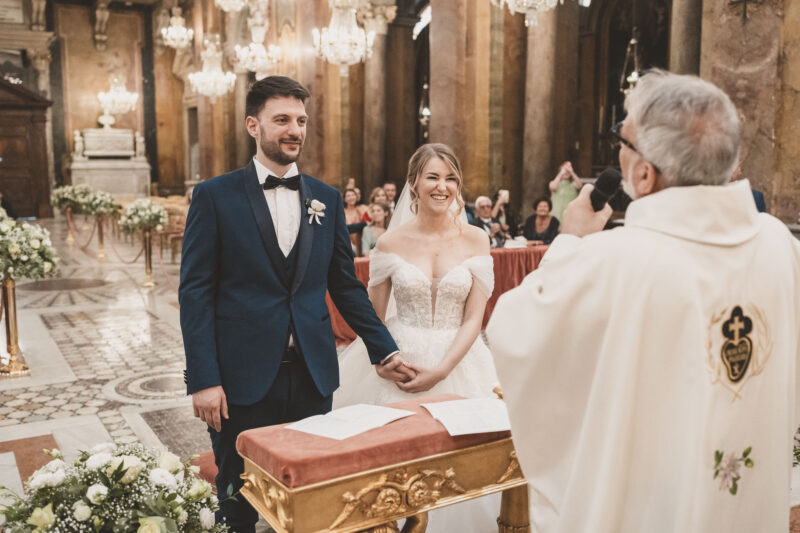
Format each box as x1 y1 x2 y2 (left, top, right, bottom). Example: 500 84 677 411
406 143 465 219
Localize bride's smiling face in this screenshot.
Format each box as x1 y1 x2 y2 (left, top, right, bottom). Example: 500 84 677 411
415 157 460 215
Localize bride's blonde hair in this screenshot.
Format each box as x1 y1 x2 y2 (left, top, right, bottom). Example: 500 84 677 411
406 143 465 219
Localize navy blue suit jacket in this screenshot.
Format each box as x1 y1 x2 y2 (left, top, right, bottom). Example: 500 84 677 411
179 162 398 405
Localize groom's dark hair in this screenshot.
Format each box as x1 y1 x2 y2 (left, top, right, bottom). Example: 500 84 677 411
245 76 310 119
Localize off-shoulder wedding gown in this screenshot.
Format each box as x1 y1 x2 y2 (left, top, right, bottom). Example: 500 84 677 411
334 249 501 532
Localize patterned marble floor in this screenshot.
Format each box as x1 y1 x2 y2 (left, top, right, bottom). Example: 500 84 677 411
0 214 208 496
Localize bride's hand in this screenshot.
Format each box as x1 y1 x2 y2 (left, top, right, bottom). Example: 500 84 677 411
375 354 417 383
395 363 446 394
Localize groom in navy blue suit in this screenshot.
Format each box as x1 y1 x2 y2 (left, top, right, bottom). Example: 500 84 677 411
179 76 411 532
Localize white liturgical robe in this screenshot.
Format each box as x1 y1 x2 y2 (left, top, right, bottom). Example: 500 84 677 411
487 180 800 533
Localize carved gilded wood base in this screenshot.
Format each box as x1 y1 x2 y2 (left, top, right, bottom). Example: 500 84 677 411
240 437 528 533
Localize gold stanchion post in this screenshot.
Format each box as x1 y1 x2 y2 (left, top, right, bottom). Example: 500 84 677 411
143 229 155 287
65 206 75 244
96 216 106 260
0 279 30 378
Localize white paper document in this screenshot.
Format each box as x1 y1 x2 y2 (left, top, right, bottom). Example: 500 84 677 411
421 398 511 436
286 404 416 440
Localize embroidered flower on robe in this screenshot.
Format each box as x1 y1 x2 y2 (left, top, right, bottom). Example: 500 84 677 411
713 447 754 495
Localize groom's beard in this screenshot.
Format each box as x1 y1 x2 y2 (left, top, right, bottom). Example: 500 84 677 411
259 128 303 166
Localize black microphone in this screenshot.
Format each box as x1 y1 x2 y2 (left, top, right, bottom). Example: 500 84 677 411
590 167 631 212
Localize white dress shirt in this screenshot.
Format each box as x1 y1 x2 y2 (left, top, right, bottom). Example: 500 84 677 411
253 157 301 257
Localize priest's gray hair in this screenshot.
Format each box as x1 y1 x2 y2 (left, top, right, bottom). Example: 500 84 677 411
624 70 740 187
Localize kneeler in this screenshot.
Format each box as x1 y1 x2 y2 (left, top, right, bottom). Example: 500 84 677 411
236 394 529 533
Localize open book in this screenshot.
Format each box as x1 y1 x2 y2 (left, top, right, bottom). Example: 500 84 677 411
286 404 416 440
421 398 511 436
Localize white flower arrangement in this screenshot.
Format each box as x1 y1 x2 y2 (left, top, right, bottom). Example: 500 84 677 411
85 191 120 217
118 199 169 235
50 185 96 215
0 445 228 533
0 222 59 281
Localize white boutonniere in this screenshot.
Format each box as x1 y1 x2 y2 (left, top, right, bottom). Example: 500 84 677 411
306 199 326 225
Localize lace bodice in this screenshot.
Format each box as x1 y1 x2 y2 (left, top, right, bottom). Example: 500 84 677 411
369 251 494 329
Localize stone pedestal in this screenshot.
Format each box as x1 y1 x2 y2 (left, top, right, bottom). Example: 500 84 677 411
69 159 151 198
68 128 151 198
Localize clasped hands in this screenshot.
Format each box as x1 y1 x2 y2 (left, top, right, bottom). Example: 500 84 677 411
375 353 444 394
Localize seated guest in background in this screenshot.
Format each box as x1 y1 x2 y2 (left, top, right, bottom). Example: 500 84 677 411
492 188 520 237
470 195 497 234
489 221 508 248
343 188 364 253
548 161 582 222
361 201 390 255
362 187 389 222
523 196 559 244
488 70 800 533
383 181 397 211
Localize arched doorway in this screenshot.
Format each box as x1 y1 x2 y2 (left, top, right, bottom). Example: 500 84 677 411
577 0 671 176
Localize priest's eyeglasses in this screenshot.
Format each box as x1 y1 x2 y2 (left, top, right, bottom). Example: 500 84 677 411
609 121 662 174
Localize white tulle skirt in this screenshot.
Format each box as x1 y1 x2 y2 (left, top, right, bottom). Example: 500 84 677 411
334 318 502 533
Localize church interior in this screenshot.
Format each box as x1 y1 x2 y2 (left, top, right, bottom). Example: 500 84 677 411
1 0 800 530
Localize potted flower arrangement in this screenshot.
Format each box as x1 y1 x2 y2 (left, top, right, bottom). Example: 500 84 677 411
0 444 228 532
51 185 95 243
0 220 58 377
118 200 168 287
85 191 120 260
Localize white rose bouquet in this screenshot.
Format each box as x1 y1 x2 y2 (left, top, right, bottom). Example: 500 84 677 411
0 444 228 533
0 221 58 280
118 199 168 235
51 185 95 215
85 191 121 217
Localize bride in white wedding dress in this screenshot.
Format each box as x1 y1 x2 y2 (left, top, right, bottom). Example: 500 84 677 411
334 143 501 532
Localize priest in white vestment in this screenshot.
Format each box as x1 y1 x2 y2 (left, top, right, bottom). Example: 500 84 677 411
487 70 800 533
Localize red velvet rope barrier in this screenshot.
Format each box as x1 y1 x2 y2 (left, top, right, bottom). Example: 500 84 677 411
154 241 180 292
106 229 146 264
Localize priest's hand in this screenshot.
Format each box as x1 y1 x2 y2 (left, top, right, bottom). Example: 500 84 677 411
395 363 445 394
192 385 229 432
561 184 613 237
376 353 416 383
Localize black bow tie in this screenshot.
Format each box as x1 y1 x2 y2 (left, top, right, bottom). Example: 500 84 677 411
263 175 300 191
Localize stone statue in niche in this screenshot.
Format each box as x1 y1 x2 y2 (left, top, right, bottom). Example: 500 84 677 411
30 0 47 31
93 1 110 51
134 131 146 160
73 130 86 160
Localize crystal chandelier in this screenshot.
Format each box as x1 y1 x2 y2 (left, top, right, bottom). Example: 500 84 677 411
491 0 566 27
188 35 237 102
97 74 138 129
214 0 246 13
161 6 193 49
235 11 281 80
312 0 375 77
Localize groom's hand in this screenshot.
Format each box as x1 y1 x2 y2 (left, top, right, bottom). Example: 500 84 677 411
375 353 416 383
192 385 229 432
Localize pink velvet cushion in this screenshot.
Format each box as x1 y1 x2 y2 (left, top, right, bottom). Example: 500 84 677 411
236 394 510 488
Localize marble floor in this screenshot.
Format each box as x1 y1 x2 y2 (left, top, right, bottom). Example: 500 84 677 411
0 214 209 498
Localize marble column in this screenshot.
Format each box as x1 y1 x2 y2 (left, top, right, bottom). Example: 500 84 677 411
669 0 702 74
522 9 558 218
384 13 417 185
358 3 396 192
29 47 55 201
700 0 797 220
429 0 491 197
